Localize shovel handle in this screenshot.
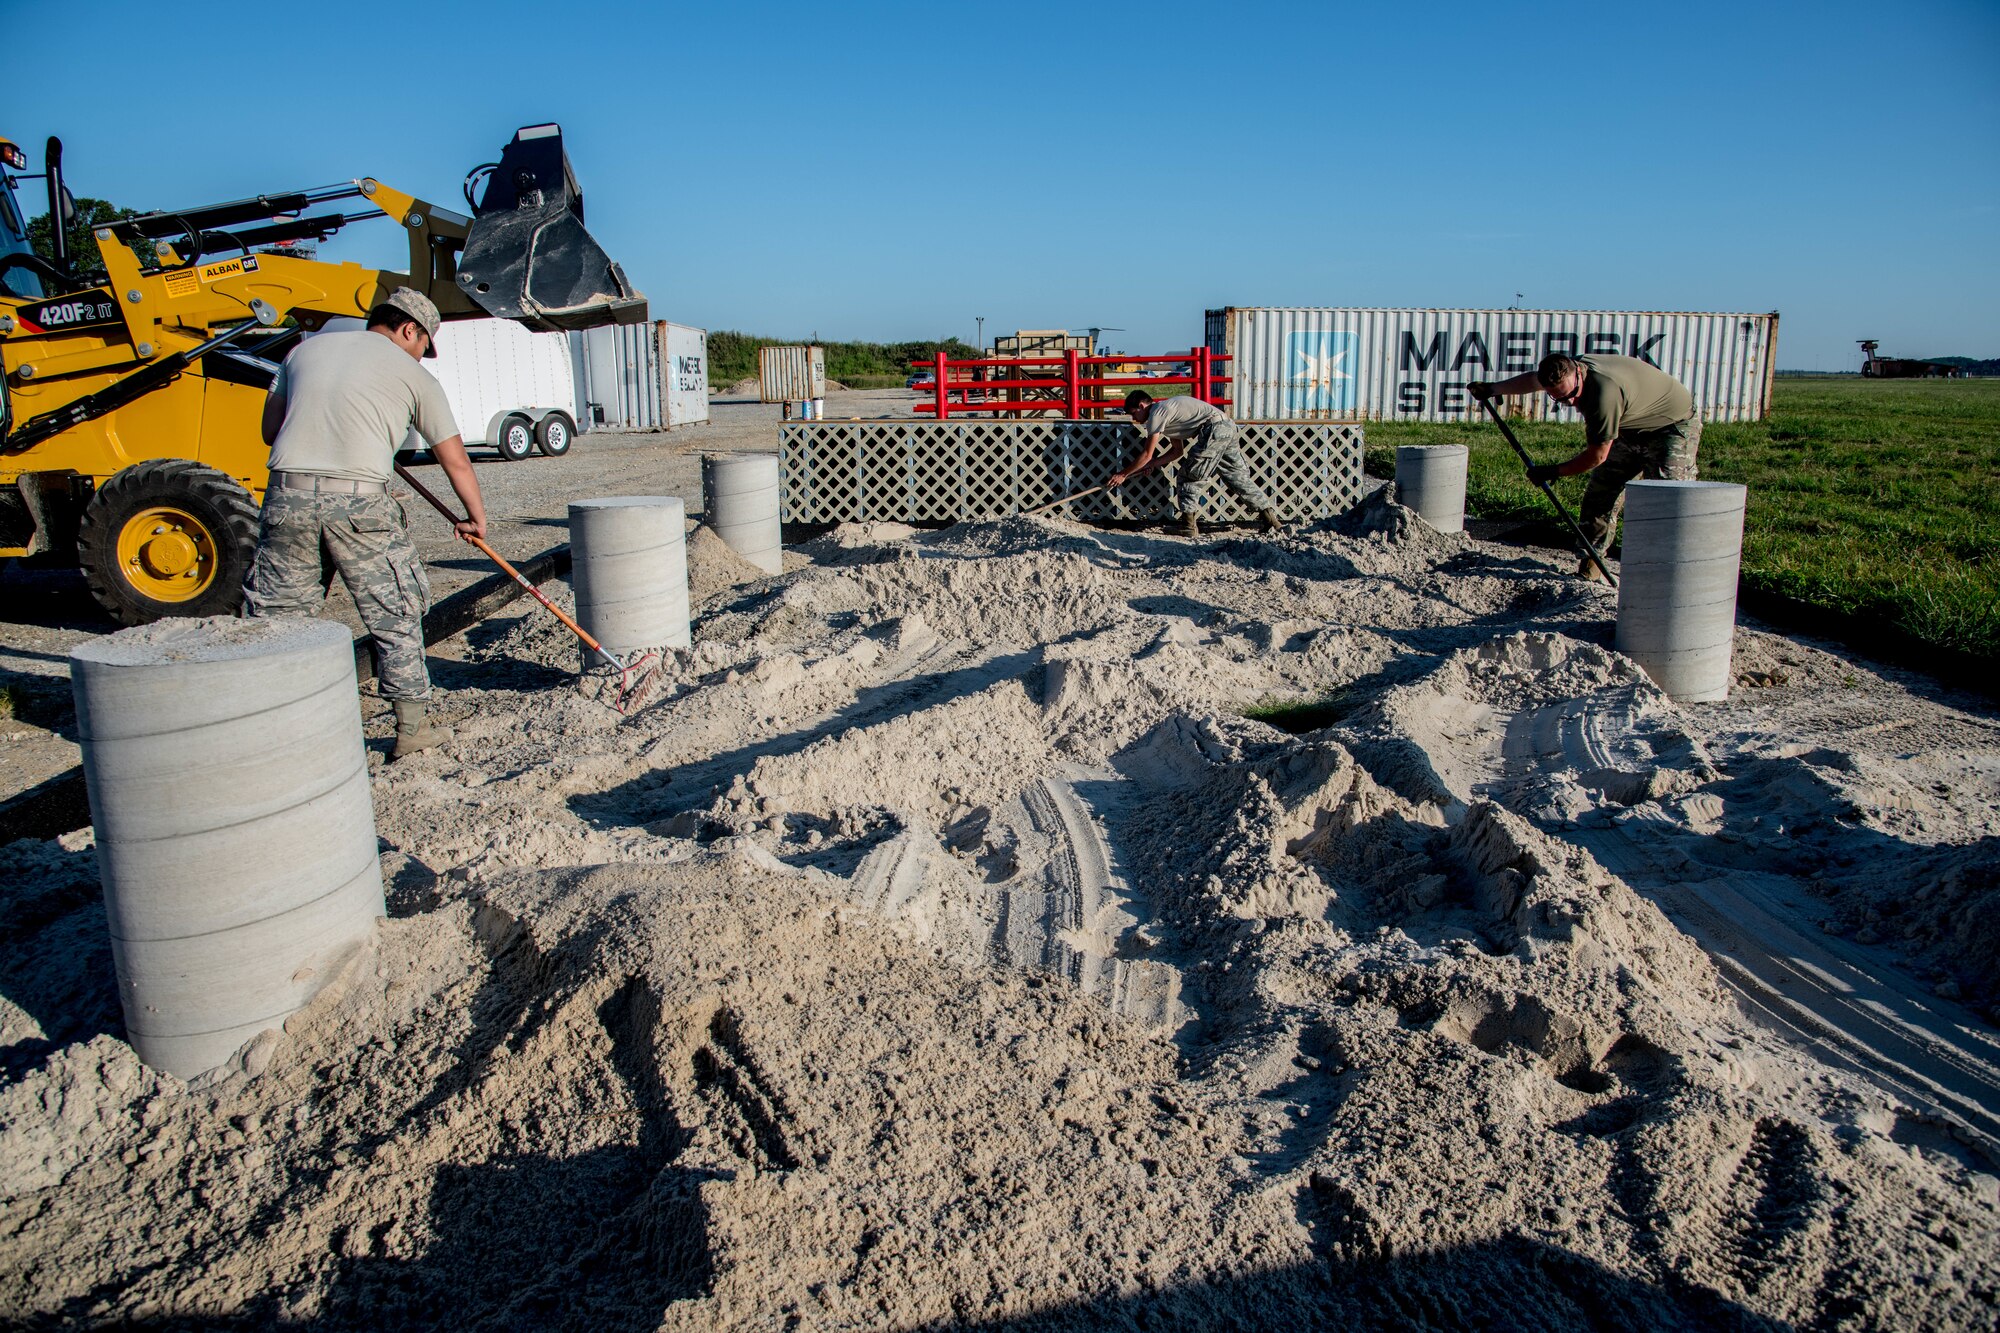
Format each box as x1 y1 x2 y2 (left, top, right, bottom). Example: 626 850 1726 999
1022 446 1180 518
393 463 618 661
1475 396 1617 587
1023 483 1107 517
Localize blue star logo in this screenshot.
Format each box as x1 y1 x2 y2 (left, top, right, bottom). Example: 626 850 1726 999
1287 331 1356 412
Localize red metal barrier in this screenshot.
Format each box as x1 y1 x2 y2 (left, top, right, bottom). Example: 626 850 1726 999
909 347 1231 419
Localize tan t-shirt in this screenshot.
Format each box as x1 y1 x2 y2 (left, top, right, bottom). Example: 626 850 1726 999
1576 354 1693 444
1141 395 1229 441
265 330 459 483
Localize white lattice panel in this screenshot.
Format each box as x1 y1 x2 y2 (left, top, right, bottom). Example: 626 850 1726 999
780 420 1363 524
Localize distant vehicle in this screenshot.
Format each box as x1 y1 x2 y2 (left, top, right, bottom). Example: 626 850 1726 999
907 372 936 389
1857 340 1963 379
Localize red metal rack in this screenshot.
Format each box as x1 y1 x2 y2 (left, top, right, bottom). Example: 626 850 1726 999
908 347 1231 420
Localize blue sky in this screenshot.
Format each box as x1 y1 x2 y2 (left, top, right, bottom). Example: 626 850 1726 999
8 0 1996 369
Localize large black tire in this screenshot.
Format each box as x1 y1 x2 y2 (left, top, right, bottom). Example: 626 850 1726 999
495 414 535 462
76 460 261 626
535 411 575 458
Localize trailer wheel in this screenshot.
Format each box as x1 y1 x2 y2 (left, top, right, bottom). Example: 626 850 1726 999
77 460 261 626
535 411 575 458
495 414 535 461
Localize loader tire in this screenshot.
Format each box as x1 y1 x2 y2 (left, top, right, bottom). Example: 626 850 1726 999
77 460 261 626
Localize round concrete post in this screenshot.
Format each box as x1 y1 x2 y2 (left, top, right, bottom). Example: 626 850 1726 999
1615 480 1747 703
703 453 783 575
69 616 385 1079
1394 444 1468 534
569 496 691 663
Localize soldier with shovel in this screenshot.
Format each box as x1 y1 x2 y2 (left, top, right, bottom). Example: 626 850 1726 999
1471 352 1700 582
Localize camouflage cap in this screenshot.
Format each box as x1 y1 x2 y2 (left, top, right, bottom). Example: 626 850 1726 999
382 287 442 358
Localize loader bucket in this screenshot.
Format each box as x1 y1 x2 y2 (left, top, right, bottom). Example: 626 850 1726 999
456 124 648 332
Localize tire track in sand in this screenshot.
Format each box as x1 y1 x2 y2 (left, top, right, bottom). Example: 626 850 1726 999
1488 703 2000 1165
1024 768 1188 1034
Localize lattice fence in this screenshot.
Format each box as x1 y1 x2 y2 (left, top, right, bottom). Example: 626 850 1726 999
779 420 1363 524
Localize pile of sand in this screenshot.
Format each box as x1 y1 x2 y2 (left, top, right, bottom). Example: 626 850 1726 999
4 502 1997 1328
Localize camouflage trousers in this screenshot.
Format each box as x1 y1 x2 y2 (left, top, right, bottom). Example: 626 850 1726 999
1578 413 1702 555
1178 418 1274 516
241 489 433 700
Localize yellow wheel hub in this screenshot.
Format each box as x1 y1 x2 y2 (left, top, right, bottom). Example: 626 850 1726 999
117 505 218 602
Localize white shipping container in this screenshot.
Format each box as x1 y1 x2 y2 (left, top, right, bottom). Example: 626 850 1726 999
759 345 825 403
661 322 710 427
1206 307 1779 424
573 322 662 430
570 322 708 431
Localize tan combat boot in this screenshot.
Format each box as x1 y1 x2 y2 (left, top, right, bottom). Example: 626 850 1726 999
1577 555 1610 584
1179 512 1201 539
1259 508 1283 533
391 698 452 759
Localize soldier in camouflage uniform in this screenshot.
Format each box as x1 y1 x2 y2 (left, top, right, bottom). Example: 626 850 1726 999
244 288 487 758
1111 390 1282 539
1472 352 1700 582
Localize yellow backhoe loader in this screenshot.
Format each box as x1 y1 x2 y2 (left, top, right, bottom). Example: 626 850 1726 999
0 124 645 624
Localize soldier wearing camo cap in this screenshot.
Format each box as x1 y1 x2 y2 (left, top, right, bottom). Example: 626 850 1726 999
243 287 488 758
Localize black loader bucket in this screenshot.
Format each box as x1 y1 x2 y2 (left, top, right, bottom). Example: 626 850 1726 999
456 124 648 332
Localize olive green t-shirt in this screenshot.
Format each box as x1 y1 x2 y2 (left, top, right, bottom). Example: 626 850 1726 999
265 330 459 483
1141 394 1229 441
1576 354 1693 444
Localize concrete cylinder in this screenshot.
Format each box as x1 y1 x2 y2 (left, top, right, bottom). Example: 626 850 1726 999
569 495 691 662
703 453 783 575
1394 444 1468 533
69 616 385 1079
1615 480 1747 703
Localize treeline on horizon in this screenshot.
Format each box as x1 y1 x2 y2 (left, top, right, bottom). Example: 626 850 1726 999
707 332 982 388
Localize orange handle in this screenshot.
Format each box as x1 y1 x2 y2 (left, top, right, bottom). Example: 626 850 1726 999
394 463 617 660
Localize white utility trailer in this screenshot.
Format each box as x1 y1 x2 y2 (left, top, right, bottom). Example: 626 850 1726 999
419 317 580 460
312 316 580 461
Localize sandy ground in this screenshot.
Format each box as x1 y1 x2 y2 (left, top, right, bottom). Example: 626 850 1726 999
2 406 1999 1328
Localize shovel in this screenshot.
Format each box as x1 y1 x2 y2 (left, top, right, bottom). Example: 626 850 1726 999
1475 396 1617 587
1022 482 1110 518
1020 444 1180 518
393 463 661 711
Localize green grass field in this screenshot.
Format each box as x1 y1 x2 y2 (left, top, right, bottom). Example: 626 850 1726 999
1362 377 2000 661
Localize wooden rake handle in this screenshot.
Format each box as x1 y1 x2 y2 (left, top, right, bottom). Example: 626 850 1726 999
1022 483 1107 517
392 463 619 663
1020 448 1179 518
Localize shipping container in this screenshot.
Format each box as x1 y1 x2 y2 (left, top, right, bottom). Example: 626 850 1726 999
1205 307 1779 424
314 316 577 458
759 345 825 403
572 321 662 430
571 321 710 431
661 322 710 427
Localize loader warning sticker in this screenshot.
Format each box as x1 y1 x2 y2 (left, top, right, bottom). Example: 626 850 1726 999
163 269 199 298
14 289 121 334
